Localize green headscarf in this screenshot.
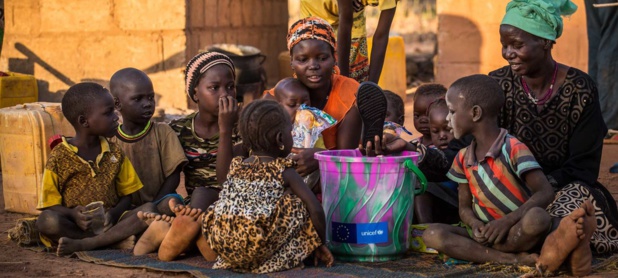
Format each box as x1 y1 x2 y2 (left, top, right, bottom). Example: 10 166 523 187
501 0 577 41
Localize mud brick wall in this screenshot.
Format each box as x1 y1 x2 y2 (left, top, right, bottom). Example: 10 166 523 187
186 0 289 88
1 0 289 110
436 0 588 87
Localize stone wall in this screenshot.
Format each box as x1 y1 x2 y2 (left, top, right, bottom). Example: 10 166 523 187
436 0 588 87
1 0 288 110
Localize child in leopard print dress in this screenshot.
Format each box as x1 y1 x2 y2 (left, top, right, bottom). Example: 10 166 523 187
201 99 334 273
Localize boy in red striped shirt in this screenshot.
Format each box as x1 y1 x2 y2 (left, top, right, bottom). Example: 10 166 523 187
421 74 555 266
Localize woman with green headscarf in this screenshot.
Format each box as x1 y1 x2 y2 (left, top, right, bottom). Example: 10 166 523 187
489 0 617 275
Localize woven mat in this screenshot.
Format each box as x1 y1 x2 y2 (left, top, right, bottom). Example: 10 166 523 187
74 249 539 278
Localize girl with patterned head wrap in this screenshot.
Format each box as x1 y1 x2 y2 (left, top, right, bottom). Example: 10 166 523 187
146 51 246 262
265 16 363 177
487 0 614 276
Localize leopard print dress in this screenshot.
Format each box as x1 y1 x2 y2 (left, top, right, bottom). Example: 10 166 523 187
201 157 322 273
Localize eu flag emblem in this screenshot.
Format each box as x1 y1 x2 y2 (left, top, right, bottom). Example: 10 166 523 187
332 221 389 244
332 222 357 243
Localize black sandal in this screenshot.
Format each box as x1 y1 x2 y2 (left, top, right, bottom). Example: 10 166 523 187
356 82 387 149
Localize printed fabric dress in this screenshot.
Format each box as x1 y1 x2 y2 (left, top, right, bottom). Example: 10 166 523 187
201 157 321 273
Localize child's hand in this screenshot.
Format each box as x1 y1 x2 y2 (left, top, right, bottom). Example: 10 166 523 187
71 206 93 231
314 245 334 267
482 218 515 245
218 96 239 133
471 221 488 245
103 211 114 232
290 148 321 176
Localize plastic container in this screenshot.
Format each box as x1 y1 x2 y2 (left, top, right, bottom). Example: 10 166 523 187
0 102 75 214
367 35 407 101
0 72 38 108
315 149 427 262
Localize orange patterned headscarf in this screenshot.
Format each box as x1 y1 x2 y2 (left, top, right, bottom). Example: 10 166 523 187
287 16 337 61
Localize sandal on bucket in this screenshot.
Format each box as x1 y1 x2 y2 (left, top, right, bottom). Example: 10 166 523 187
356 82 387 149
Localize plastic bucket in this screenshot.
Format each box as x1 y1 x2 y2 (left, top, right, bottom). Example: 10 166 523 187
315 150 427 262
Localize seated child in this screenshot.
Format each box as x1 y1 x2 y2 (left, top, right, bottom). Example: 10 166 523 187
421 74 557 266
412 84 447 147
274 77 310 123
200 99 334 273
35 82 159 256
134 51 245 259
109 68 188 219
135 100 335 271
383 90 412 137
427 98 454 151
274 77 336 193
169 51 243 209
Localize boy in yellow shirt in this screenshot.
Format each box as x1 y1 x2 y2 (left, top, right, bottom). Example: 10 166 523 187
36 82 156 256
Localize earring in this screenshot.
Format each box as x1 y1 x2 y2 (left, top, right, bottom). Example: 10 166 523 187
279 145 285 151
293 72 297 78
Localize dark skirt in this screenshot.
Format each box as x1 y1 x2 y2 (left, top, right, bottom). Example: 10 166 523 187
546 181 618 254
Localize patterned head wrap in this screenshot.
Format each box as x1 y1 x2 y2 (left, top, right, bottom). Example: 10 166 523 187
185 51 235 102
501 0 577 41
287 17 337 59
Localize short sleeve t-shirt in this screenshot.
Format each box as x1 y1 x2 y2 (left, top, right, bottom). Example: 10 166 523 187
447 129 542 222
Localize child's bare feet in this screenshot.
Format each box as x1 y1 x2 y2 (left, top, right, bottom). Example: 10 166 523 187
111 235 136 250
568 199 596 277
158 199 202 261
536 205 587 275
515 253 539 267
195 228 217 261
137 211 162 225
56 237 84 256
133 213 174 256
314 245 334 267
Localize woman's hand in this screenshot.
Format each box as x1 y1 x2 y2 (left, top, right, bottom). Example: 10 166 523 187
359 134 417 156
359 135 384 157
218 96 239 134
290 148 322 176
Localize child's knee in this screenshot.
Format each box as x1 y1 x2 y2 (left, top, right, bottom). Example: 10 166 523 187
521 207 551 236
36 210 64 235
422 224 448 250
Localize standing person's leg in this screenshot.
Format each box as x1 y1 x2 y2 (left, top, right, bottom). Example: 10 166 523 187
587 1 618 130
56 202 157 255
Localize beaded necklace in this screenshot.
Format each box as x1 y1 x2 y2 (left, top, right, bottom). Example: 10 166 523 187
521 62 558 106
117 121 152 141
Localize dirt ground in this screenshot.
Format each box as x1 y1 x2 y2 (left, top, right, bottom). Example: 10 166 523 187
1 96 618 277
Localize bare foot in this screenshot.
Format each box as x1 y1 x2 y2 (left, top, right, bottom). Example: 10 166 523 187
196 224 217 261
158 199 202 261
568 199 596 277
133 215 174 256
111 235 136 250
314 245 334 267
56 237 85 256
536 206 587 275
137 211 162 226
516 253 539 267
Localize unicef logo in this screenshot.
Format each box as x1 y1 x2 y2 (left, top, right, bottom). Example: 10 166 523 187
377 230 384 235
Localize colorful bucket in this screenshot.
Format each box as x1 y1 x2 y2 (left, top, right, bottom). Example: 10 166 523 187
314 150 427 262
